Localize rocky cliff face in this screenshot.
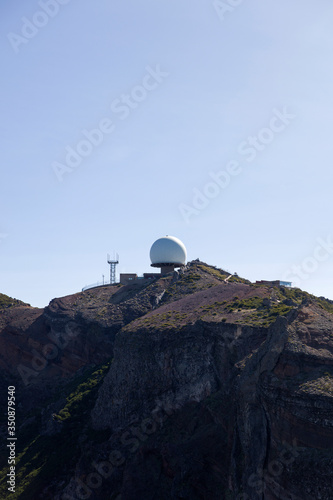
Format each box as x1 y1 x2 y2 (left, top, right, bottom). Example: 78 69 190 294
88 272 333 500
0 262 332 499
0 279 171 410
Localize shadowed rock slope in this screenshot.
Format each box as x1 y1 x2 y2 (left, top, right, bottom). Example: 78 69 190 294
0 262 332 499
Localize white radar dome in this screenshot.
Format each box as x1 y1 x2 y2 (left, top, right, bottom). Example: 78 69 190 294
150 236 187 267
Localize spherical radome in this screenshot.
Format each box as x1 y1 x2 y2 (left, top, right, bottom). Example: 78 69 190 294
150 236 187 267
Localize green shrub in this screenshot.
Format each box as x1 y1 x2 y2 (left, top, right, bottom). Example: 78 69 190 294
0 293 29 308
54 362 111 422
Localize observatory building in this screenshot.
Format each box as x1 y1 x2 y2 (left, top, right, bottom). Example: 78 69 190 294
83 235 187 289
150 235 187 274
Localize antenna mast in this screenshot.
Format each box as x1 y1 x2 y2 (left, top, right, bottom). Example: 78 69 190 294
107 253 119 284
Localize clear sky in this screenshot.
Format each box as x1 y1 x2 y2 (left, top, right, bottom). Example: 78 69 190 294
1 0 333 308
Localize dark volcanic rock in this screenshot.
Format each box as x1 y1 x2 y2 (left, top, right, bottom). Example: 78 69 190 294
89 284 333 499
1 264 333 499
0 279 172 412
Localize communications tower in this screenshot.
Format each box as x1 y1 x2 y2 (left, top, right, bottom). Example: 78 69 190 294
107 253 119 284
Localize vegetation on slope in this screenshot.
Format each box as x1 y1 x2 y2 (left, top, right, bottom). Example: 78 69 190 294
197 263 251 284
300 373 333 396
138 310 190 330
256 282 333 314
223 285 333 327
0 362 111 499
0 293 29 309
162 270 210 302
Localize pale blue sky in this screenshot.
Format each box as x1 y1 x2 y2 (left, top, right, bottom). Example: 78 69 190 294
1 0 333 307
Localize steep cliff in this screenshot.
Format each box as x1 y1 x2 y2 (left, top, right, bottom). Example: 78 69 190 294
87 267 333 499
0 263 332 499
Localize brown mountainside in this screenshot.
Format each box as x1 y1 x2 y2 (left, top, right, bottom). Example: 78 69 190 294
0 261 332 499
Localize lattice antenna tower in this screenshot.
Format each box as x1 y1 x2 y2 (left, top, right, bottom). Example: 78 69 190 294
107 252 119 284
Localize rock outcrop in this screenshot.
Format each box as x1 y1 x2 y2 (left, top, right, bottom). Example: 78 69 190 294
89 266 333 499
0 262 332 499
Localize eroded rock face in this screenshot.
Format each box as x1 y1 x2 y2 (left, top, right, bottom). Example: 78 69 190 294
91 318 267 432
90 297 333 499
1 264 333 499
0 279 172 411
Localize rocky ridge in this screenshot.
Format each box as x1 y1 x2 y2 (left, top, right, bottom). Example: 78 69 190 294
0 261 332 499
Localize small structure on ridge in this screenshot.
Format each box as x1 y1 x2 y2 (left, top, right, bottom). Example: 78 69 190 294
150 235 187 274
